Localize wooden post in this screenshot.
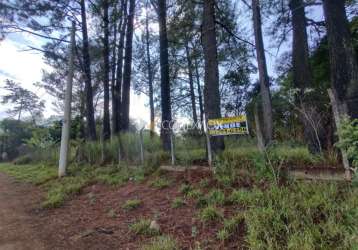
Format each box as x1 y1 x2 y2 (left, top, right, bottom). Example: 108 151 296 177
58 22 76 178
139 127 144 165
328 89 351 181
203 113 212 167
170 130 175 166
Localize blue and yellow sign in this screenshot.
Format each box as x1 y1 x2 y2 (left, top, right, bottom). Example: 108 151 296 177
207 115 248 136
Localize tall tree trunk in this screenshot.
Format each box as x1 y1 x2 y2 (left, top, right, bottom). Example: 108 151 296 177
120 0 135 131
80 0 97 140
158 0 172 151
145 0 155 137
194 57 204 126
290 0 321 153
323 0 358 119
202 0 224 152
185 43 198 124
252 0 273 146
111 4 118 136
114 0 128 134
102 0 111 141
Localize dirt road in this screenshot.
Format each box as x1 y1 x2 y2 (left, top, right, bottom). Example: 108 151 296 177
0 173 47 250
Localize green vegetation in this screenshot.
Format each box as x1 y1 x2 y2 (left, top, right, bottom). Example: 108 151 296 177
129 219 160 236
199 206 223 223
0 163 146 208
122 199 141 211
217 214 245 241
0 163 57 185
207 189 225 205
171 197 185 208
242 183 358 249
141 236 178 250
150 178 171 189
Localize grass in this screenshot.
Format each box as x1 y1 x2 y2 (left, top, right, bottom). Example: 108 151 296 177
0 163 57 185
141 235 178 250
171 197 185 208
150 178 171 189
207 189 226 205
130 219 160 236
179 183 193 195
0 163 143 208
217 214 245 241
199 205 223 222
242 183 358 249
122 199 141 211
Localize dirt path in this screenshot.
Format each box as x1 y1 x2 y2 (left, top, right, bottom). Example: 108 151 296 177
0 173 47 250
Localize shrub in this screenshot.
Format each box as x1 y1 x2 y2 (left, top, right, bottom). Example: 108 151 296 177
130 219 160 236
337 117 358 169
122 199 141 211
142 236 178 250
199 206 223 222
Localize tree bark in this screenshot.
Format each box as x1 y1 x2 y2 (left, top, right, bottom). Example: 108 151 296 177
80 0 97 140
102 0 111 141
114 0 128 134
145 1 155 137
323 0 358 119
111 4 118 136
290 0 322 153
251 0 273 146
158 0 172 151
185 43 198 124
194 57 204 127
202 0 224 152
120 0 135 131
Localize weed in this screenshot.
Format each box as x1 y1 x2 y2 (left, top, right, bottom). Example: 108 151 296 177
186 189 203 199
199 206 223 222
179 183 193 196
171 197 185 208
122 199 141 211
207 189 225 205
150 178 171 189
141 236 178 250
217 214 245 241
130 219 160 236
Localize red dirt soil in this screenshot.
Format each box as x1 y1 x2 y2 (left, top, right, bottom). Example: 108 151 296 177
0 170 246 250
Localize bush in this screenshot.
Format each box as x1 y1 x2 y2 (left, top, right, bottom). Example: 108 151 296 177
337 118 358 169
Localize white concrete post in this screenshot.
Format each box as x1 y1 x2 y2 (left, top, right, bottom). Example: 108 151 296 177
58 22 76 178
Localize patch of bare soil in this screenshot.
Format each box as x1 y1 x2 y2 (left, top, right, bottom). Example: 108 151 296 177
0 170 246 249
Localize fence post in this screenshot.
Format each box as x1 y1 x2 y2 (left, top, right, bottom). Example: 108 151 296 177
170 130 175 166
58 22 75 178
203 113 212 167
139 127 144 165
